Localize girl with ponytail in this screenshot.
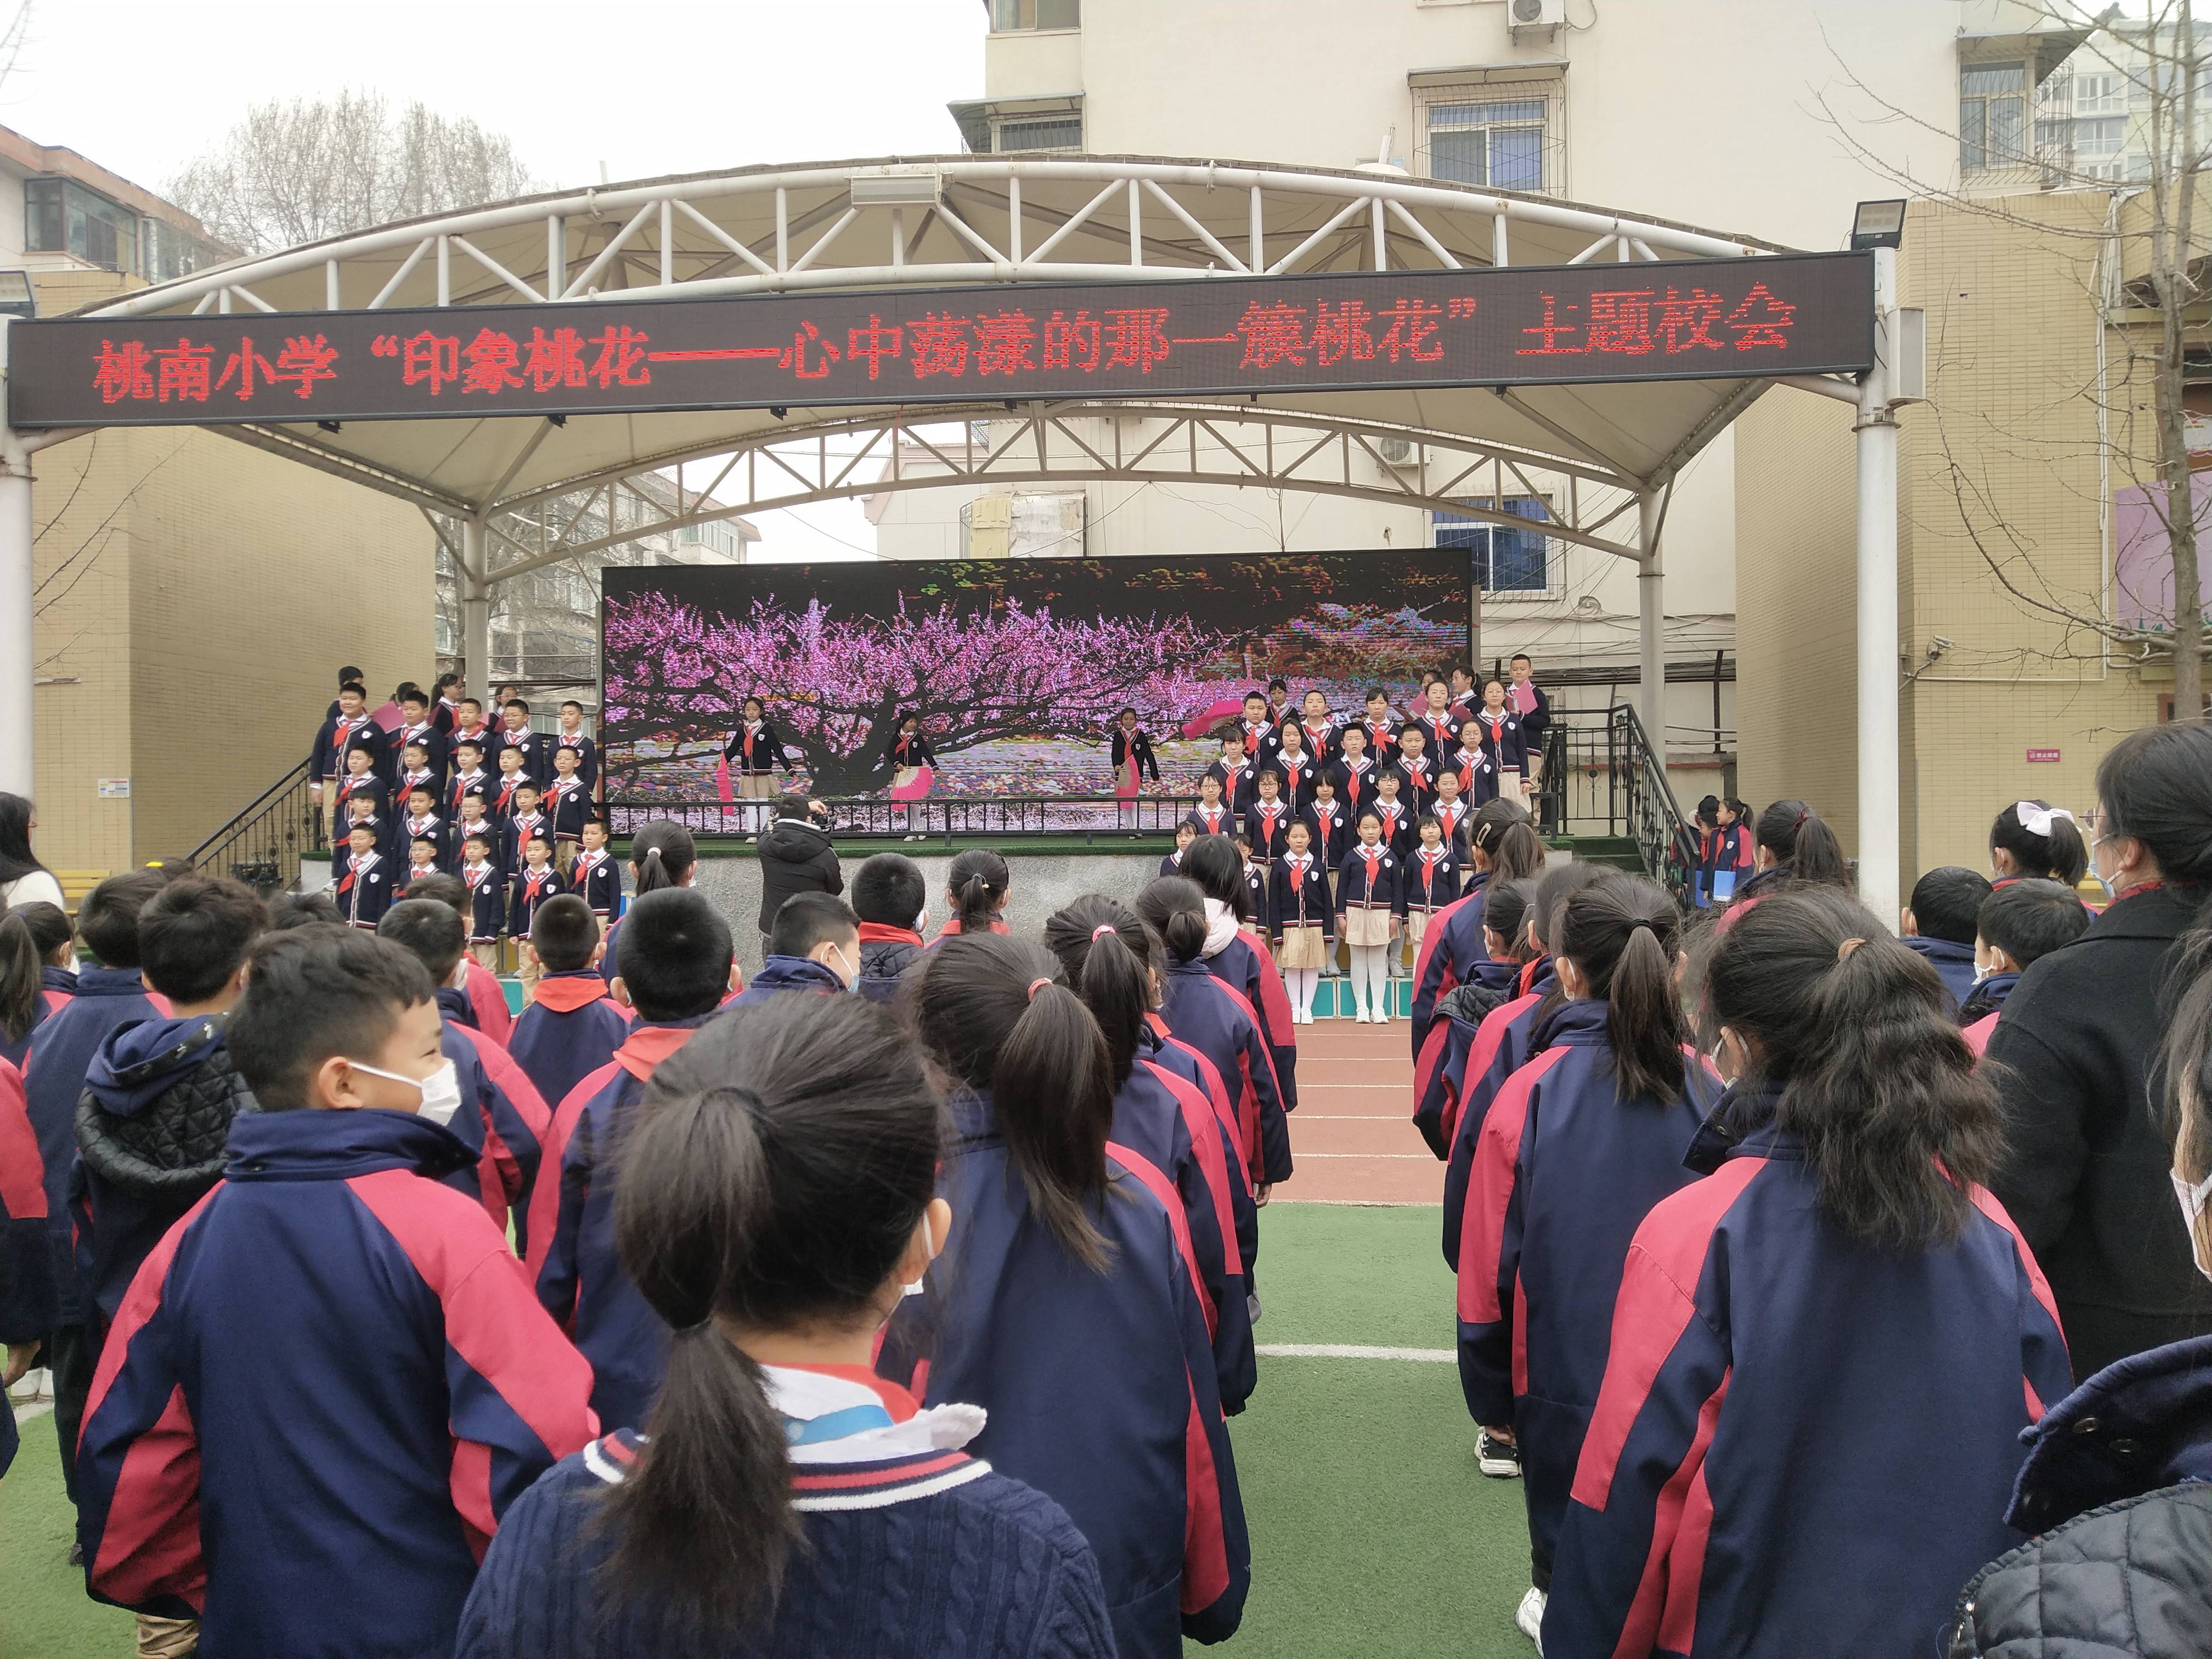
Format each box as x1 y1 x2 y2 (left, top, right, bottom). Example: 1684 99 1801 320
1544 887 2071 1658
1411 797 1544 1072
457 995 1115 1659
593 820 701 991
0 901 75 1069
1734 798 1852 904
1454 875 1721 1636
934 848 1011 940
1178 836 1300 1110
1136 876 1291 1200
1988 798 2090 888
884 934 1251 1659
1045 895 1255 1412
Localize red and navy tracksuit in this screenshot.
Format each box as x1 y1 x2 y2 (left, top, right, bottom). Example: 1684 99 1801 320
507 971 633 1125
1141 1019 1260 1292
439 1016 552 1255
74 1107 597 1659
1453 1000 1723 1588
1113 1051 1257 1413
1543 1092 2072 1658
1960 970 2022 1057
0 964 74 1070
1410 872 1491 1076
878 1088 1250 1658
1437 963 1556 1267
529 1017 713 1431
1160 958 1291 1190
461 956 514 1046
726 953 843 1007
0 1056 57 1478
1409 957 1525 1161
1201 927 1298 1111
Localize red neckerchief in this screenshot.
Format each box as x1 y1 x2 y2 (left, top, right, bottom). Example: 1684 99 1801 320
1278 749 1307 777
554 777 582 800
406 814 437 838
1200 804 1225 833
1258 801 1283 841
1341 757 1367 809
1426 713 1455 750
456 724 489 746
1437 802 1464 838
1400 759 1431 800
1243 720 1272 756
504 726 531 751
339 852 375 896
496 778 520 812
459 825 489 857
1359 844 1384 887
742 723 759 761
464 862 493 890
1378 800 1403 834
403 769 433 797
401 721 431 750
522 866 553 900
1285 852 1311 885
573 850 603 876
1364 719 1391 751
512 812 544 837
561 730 588 750
1481 709 1509 741
1455 748 1485 792
1418 845 1447 899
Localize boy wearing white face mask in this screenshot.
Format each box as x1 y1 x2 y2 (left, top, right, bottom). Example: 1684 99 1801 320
733 893 864 1005
74 927 596 1659
376 900 555 1253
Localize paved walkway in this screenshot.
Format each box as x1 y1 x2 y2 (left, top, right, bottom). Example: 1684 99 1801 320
1275 1011 1440 1205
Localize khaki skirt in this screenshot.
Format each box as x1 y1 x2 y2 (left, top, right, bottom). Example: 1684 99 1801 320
1279 924 1329 970
1343 906 1394 948
736 774 775 799
1404 909 1432 952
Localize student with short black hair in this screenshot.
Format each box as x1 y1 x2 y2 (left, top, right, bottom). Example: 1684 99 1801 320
396 740 441 824
879 934 1250 1658
459 995 1114 1659
1898 865 1993 1012
1545 888 2070 1657
504 782 551 879
850 853 927 1004
376 900 552 1248
77 926 595 1659
496 697 550 786
310 680 382 843
402 782 454 874
75 876 268 1338
336 820 395 930
0 899 74 1071
1189 769 1234 839
448 739 490 823
1301 774 1348 871
1203 734 1257 819
266 892 342 930
554 699 597 795
735 893 860 1005
1960 878 2091 1052
507 895 631 1123
569 817 619 921
1160 819 1198 878
532 888 740 1429
510 834 566 1000
546 745 591 874
1236 690 1279 768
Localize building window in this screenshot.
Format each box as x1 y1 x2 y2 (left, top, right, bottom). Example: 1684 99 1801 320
1434 498 1552 593
996 116 1082 153
1961 63 2028 171
989 0 1078 30
139 218 223 284
2075 70 2126 115
1426 98 1549 192
24 178 141 273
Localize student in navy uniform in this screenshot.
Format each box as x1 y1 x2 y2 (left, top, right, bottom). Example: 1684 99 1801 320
1188 771 1236 839
568 818 620 921
1899 865 1991 1014
1393 724 1438 819
1429 769 1474 867
1264 677 1291 725
404 835 445 895
431 671 463 734
1301 776 1349 873
878 934 1250 1659
851 854 927 1005
376 900 554 1250
1357 689 1397 757
733 894 860 1008
1473 678 1530 798
1544 887 2071 1659
454 793 500 880
450 698 496 769
1180 836 1301 1116
1988 797 2090 888
331 793 386 885
488 746 531 833
1370 770 1414 863
1410 803 1547 1099
309 680 381 840
723 696 791 827
1325 722 1380 825
331 740 382 825
1959 878 2089 1056
1336 810 1402 1024
510 834 567 974
1136 877 1291 1204
76 926 595 1659
459 832 507 972
1159 819 1197 878
546 747 591 873
1266 718 1318 812
447 740 492 822
1454 876 1723 1644
1110 706 1160 794
1733 798 1854 906
399 783 455 874
1234 837 1268 921
1411 679 1460 757
460 994 1114 1659
1401 815 1462 971
394 742 442 825
553 701 597 794
882 713 938 784
1043 895 1255 1411
393 687 449 791
1243 769 1294 868
501 781 551 877
1269 819 1334 1025
1203 735 1259 817
1446 718 1502 808
496 698 551 786
532 888 739 1428
507 895 631 1122
1298 689 1340 766
336 822 396 930
1235 690 1279 768
0 899 76 1073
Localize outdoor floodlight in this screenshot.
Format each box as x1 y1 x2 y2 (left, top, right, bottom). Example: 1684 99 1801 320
1850 200 1908 250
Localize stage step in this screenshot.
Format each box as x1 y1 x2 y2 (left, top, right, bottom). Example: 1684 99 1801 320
1561 835 1647 872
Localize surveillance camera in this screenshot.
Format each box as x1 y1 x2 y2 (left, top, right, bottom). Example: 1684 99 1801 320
1929 636 1954 654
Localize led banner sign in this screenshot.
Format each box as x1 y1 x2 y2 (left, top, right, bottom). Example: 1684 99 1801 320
10 251 1873 429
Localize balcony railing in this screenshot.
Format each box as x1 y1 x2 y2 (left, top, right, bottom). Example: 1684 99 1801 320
188 759 323 893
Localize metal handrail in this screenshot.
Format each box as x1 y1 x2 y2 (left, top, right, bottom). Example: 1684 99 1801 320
1536 704 1695 899
188 758 323 894
603 792 1202 844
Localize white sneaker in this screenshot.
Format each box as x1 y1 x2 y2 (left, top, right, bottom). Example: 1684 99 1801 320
1374 1004 1390 1023
1355 1008 1372 1024
1515 1585 1546 1652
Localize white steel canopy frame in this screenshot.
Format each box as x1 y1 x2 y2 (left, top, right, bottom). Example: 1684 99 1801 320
2 154 1895 909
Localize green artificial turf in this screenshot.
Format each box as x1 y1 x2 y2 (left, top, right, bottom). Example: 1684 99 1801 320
2 1205 1535 1659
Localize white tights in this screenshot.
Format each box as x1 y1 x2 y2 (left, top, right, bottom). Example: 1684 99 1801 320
1285 967 1317 1017
1348 945 1391 1019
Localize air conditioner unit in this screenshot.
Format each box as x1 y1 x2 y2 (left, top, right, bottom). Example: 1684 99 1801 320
1379 436 1418 468
1509 0 1566 37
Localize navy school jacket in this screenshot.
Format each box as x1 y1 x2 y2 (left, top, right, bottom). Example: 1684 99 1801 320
1391 753 1437 818
440 1017 551 1254
503 812 553 878
1475 709 1530 777
22 967 165 1327
1143 1018 1260 1282
1430 798 1475 863
1267 749 1319 811
399 811 455 874
723 719 789 774
728 953 842 1007
1202 926 1300 1113
506 973 632 1131
1243 799 1295 865
1901 932 1978 1014
1301 799 1350 867
495 727 552 786
878 1090 1249 1658
1325 754 1380 820
392 720 450 784
336 849 397 929
1114 1056 1257 1413
0 964 75 1071
507 862 566 937
1455 1001 1722 1571
567 847 620 917
1403 844 1462 915
545 777 591 840
1438 973 1558 1266
1204 759 1261 816
553 729 597 789
1158 849 1187 878
75 1107 597 1659
460 860 507 941
1543 1094 2072 1659
1336 842 1403 916
1268 851 1333 940
1444 744 1503 808
448 768 493 820
1161 959 1292 1189
1410 877 1491 1079
1370 798 1415 859
1187 799 1237 840
529 1018 713 1430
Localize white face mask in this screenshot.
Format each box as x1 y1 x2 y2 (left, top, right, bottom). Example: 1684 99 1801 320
2173 1166 2212 1282
354 1058 465 1128
820 941 861 991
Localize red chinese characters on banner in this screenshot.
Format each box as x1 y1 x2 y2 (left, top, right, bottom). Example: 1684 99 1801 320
1516 280 1797 359
369 324 653 394
94 333 343 404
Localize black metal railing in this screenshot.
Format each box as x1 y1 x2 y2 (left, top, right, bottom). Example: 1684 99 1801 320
188 759 323 894
1540 704 1697 900
603 793 1202 843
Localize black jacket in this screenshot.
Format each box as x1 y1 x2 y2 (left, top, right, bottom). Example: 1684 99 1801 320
757 817 843 933
856 932 923 1005
1988 883 2212 1379
1947 1335 2212 1656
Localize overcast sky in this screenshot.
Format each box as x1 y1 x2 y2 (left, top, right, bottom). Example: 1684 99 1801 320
4 0 990 559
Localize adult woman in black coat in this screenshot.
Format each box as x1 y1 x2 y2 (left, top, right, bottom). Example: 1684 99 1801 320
1987 721 2212 1381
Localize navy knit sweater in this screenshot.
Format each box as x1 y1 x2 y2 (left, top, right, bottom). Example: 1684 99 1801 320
455 1430 1117 1659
